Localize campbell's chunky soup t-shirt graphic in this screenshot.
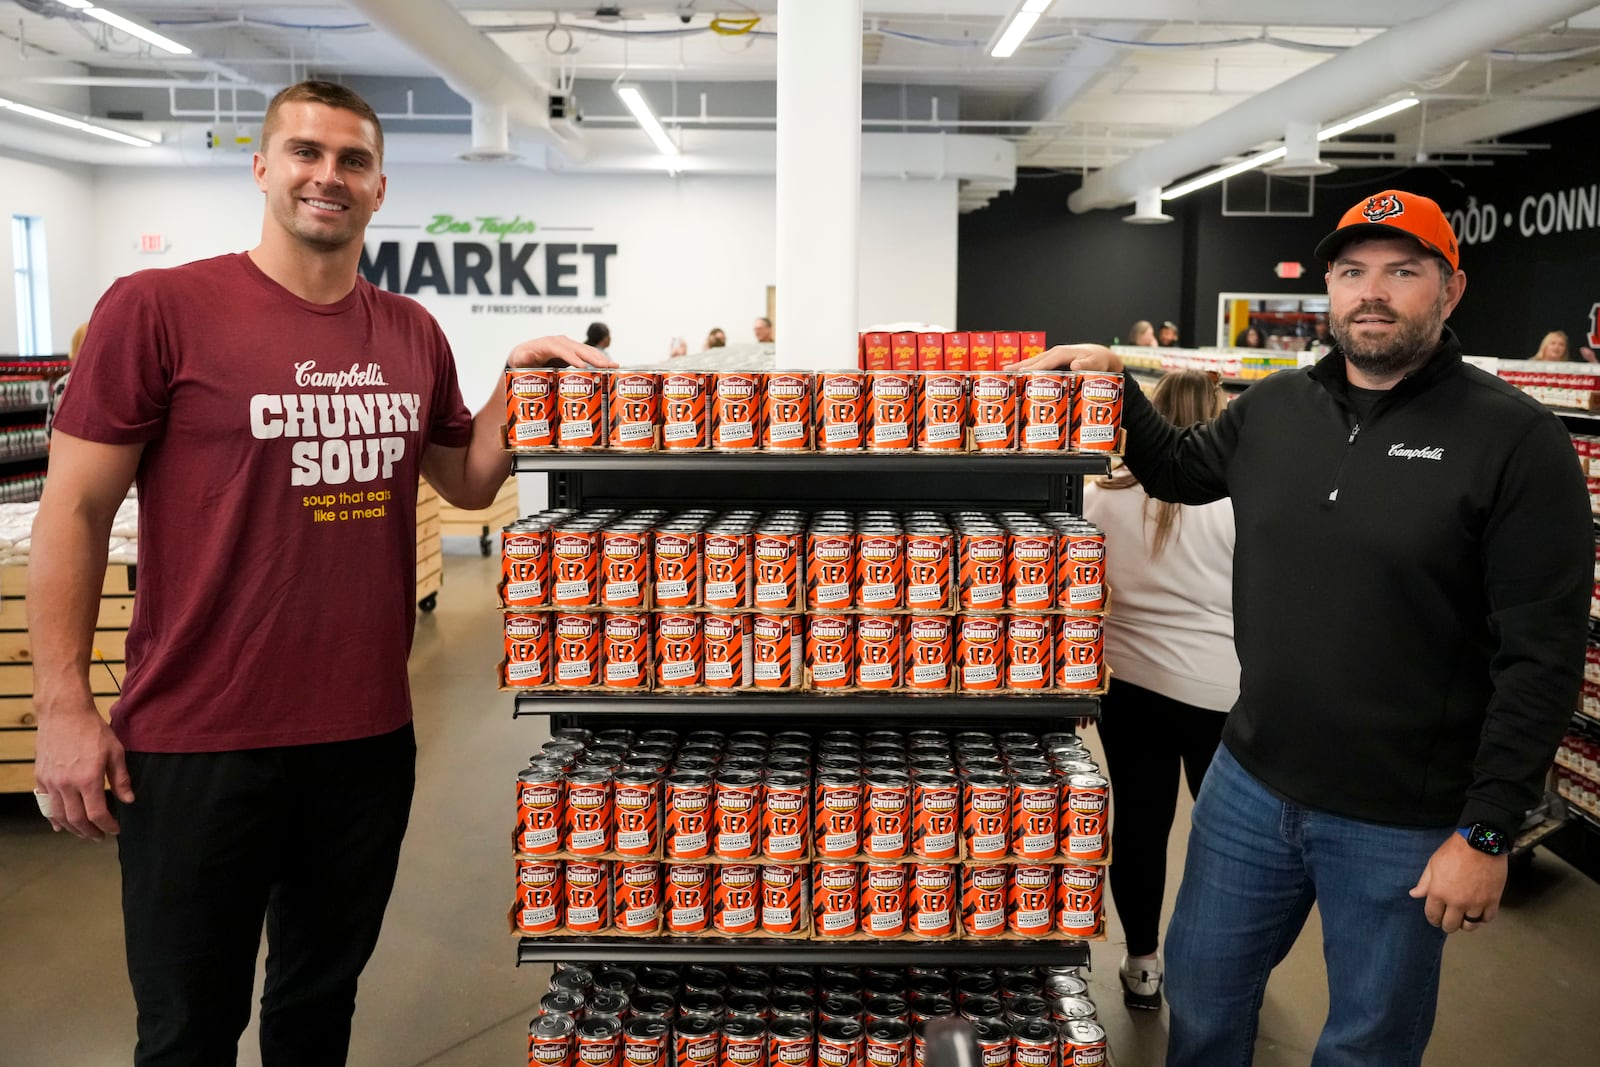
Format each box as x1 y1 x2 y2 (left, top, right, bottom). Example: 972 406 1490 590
53 254 473 752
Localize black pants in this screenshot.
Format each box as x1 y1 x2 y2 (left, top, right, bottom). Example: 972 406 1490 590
116 723 416 1067
1096 678 1227 958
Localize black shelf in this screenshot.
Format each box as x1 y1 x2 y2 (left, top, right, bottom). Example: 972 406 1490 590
0 448 47 466
517 936 1089 967
512 452 1112 475
514 691 1100 722
0 403 48 416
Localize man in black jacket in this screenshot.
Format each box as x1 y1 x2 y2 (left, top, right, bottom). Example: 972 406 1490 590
1022 190 1591 1066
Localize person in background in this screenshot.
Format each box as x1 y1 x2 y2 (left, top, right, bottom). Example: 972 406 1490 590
1235 325 1266 348
1304 317 1332 351
585 322 611 353
705 328 727 350
1157 320 1180 346
1128 320 1157 347
1532 330 1570 361
668 337 689 358
45 321 90 446
1084 370 1238 1012
754 317 775 344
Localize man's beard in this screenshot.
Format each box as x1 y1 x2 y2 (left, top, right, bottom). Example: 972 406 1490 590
1331 293 1447 378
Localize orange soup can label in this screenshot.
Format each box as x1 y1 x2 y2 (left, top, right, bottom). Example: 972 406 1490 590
602 529 650 609
960 864 1007 937
712 373 762 450
713 863 761 934
956 615 1004 692
754 531 803 610
762 773 810 861
554 613 601 688
855 615 903 690
603 613 651 689
905 616 952 692
1008 533 1055 612
558 369 606 449
753 613 800 689
812 862 860 937
856 533 905 611
507 368 557 448
1007 864 1056 936
608 372 659 450
814 774 863 859
963 774 1011 861
763 373 813 450
1071 371 1123 452
516 857 563 934
1056 865 1104 937
904 533 952 612
714 772 762 860
908 863 955 937
1060 533 1106 611
666 862 711 932
1054 617 1103 691
817 372 866 450
1006 615 1053 691
807 529 856 610
911 775 960 860
654 613 703 688
613 860 662 934
761 862 806 934
661 372 708 450
862 863 907 937
503 529 552 608
565 771 613 856
702 612 749 689
806 615 855 690
916 374 966 450
505 613 552 688
664 775 713 860
1064 774 1109 861
1011 773 1059 859
864 774 910 859
958 533 1008 611
704 532 751 609
614 775 661 857
969 374 1017 451
1021 372 1072 451
517 768 564 855
564 859 611 932
867 373 917 451
653 529 701 608
552 528 601 608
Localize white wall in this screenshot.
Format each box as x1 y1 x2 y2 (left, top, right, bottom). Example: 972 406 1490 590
88 165 958 407
0 153 97 355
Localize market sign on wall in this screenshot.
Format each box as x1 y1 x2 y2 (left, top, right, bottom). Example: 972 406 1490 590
358 213 618 316
1445 184 1600 248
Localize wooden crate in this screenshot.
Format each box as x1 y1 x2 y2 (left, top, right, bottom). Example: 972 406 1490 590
438 478 518 556
417 478 444 611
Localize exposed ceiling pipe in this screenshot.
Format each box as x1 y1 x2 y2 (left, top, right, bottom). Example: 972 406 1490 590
341 0 585 161
1067 0 1597 213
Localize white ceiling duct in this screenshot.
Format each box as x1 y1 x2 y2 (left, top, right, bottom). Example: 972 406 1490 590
1268 121 1337 177
460 102 521 163
1068 0 1599 212
342 0 584 161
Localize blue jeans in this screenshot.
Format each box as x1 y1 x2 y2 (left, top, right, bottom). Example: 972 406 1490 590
1165 745 1449 1067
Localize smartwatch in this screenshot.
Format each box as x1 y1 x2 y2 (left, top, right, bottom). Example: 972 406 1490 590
1457 823 1508 856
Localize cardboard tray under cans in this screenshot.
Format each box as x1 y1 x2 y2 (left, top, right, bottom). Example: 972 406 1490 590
497 594 1108 618
504 428 1124 458
807 923 961 943
506 912 813 941
503 663 1109 697
661 848 817 867
973 840 1113 868
513 844 667 864
507 908 666 939
973 920 1107 943
822 840 969 865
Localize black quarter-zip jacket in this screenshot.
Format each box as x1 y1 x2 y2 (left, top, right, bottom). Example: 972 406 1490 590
1120 328 1591 836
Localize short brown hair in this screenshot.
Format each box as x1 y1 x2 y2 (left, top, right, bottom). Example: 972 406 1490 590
261 80 384 162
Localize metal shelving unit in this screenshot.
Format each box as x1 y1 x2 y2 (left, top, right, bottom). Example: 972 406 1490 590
508 449 1111 967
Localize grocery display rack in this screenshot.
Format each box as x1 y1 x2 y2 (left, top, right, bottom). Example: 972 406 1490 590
508 446 1112 970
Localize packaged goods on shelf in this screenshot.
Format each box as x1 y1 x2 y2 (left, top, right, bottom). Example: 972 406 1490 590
1556 724 1600 824
503 367 1122 457
525 962 1111 1067
1498 360 1600 410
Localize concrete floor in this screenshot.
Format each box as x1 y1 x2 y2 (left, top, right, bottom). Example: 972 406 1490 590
2 549 1598 1065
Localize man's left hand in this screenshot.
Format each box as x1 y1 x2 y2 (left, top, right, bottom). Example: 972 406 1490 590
1408 832 1508 933
508 336 617 370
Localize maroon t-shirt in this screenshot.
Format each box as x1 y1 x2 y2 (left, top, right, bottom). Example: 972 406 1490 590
52 253 473 752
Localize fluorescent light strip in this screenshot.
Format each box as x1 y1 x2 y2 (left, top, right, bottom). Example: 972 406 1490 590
54 0 95 10
990 10 1043 59
1161 97 1420 201
82 7 193 55
615 85 679 157
0 96 153 147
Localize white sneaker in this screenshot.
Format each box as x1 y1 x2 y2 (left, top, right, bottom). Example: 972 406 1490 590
1120 954 1163 1011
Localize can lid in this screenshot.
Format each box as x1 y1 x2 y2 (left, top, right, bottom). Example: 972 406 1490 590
533 1013 577 1037
675 1014 721 1038
865 1019 912 1041
769 1017 815 1039
578 1016 624 1039
624 1017 671 1040
721 1017 767 1039
970 1018 1013 1042
818 1019 865 1041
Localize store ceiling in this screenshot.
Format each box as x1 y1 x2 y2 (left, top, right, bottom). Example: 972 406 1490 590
5 1 1600 210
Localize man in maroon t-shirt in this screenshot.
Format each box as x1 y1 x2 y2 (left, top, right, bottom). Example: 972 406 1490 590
30 82 612 1065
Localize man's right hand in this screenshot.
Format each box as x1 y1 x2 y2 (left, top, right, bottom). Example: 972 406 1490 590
34 704 134 840
1014 344 1125 374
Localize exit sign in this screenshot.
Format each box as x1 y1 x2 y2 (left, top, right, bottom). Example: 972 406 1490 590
1274 261 1304 279
138 233 166 253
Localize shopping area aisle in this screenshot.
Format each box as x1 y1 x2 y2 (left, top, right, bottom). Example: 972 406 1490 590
2 552 1598 1065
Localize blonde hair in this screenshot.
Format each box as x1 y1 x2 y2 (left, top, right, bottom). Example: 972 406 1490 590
68 322 90 361
1129 320 1155 345
1534 331 1569 361
1096 370 1223 557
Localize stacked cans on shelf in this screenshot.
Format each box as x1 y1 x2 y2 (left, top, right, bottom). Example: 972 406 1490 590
527 962 1110 1067
504 366 1122 455
512 727 1109 942
1555 721 1600 823
500 508 1108 694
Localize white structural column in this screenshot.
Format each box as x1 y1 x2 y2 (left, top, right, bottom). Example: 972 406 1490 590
776 1 863 371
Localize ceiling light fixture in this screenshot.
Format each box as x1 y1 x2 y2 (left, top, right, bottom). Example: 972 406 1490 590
1160 96 1420 201
615 84 678 158
0 96 153 147
989 1 1053 60
54 1 193 55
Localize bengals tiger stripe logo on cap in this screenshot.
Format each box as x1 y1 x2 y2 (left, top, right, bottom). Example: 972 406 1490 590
1362 194 1404 223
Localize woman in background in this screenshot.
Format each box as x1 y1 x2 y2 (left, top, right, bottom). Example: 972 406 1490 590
1083 370 1239 1011
1532 330 1570 361
1128 320 1157 347
1236 325 1266 348
704 327 727 350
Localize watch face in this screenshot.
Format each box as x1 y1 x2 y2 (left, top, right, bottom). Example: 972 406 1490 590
1469 824 1507 855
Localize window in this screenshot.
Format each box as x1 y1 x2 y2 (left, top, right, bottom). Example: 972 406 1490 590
11 214 52 357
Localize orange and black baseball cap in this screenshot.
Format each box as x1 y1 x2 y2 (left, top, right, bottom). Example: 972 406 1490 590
1314 190 1460 272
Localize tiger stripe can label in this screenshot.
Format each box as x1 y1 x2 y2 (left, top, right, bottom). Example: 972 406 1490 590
812 861 860 937
908 863 955 937
1058 531 1106 612
613 861 663 934
1007 863 1056 936
603 613 651 689
613 771 661 857
969 374 1017 451
665 862 711 932
661 372 708 451
911 774 960 860
855 615 903 690
702 613 750 689
505 613 553 688
502 528 552 608
963 773 1011 861
515 857 563 934
806 529 856 610
762 771 810 861
564 859 611 932
1007 533 1056 613
805 615 855 690
558 369 607 450
761 862 807 934
713 863 761 934
916 374 966 451
1071 371 1123 453
714 770 762 860
564 769 613 856
1020 371 1072 452
652 529 701 608
712 373 762 451
866 373 917 451
1063 774 1109 861
554 613 601 688
1006 616 1053 691
904 532 952 613
814 773 863 859
958 533 1008 612
704 532 752 609
753 614 801 689
861 863 907 937
1055 865 1104 938
654 613 702 689
506 368 557 448
601 529 651 609
516 765 564 855
1010 771 1059 860
664 773 713 860
905 616 952 692
864 773 911 859
607 372 659 450
956 616 1004 692
754 531 804 610
763 372 813 451
818 372 866 450
1054 617 1103 691
553 527 602 608
960 864 1008 937
856 533 905 611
